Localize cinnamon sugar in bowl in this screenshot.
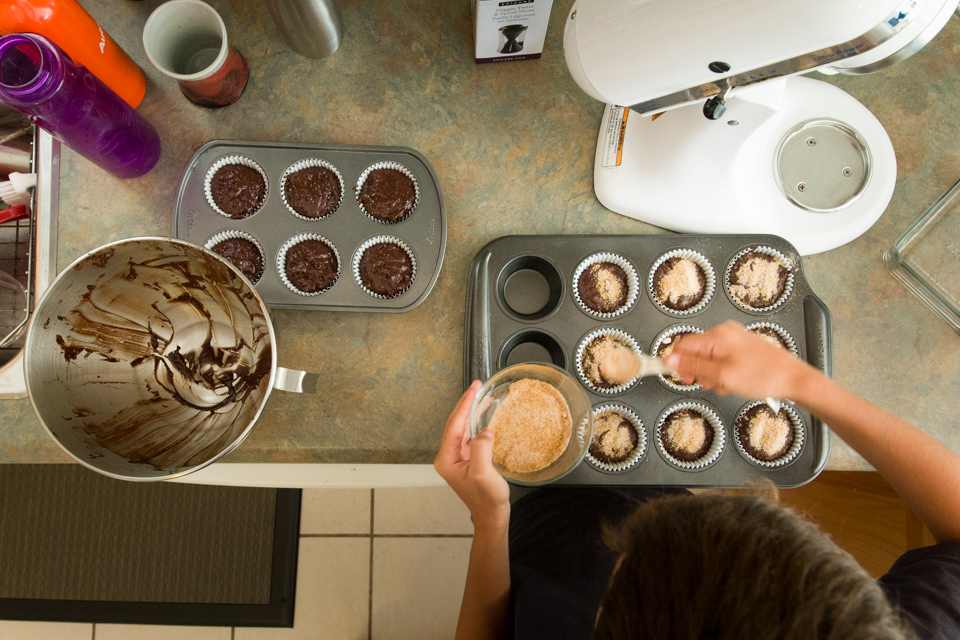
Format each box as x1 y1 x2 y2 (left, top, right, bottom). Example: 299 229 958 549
470 363 593 486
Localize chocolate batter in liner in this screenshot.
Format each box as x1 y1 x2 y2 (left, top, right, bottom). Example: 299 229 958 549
277 233 341 296
280 158 344 220
655 401 726 470
205 229 266 284
204 155 269 220
745 321 799 356
575 328 643 395
355 162 420 224
572 252 639 319
353 235 418 299
651 324 704 391
648 249 716 315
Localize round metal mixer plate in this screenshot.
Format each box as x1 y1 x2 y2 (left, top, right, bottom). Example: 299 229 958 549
775 119 871 213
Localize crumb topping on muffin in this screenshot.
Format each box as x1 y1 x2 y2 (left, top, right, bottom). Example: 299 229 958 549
578 262 628 313
581 334 633 388
590 410 638 463
729 252 788 308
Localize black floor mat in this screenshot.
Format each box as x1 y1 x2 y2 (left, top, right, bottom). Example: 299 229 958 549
0 464 299 626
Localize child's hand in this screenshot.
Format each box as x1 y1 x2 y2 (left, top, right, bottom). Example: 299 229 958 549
434 381 510 532
665 321 810 400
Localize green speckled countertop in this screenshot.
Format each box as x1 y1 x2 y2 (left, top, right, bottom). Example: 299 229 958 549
2 0 959 468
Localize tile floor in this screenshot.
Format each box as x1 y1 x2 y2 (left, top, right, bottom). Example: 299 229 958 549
0 486 473 640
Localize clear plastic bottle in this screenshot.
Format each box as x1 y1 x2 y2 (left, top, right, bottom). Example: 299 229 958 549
0 33 160 179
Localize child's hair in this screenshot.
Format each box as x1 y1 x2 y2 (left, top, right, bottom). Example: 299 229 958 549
594 491 914 640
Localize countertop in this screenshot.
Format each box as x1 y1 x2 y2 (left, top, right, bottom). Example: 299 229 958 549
2 0 959 470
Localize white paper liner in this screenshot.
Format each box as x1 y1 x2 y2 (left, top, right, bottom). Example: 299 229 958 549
585 403 646 473
648 249 716 316
353 235 418 299
744 321 800 357
203 155 269 220
725 246 795 313
276 233 341 297
650 324 704 392
355 161 421 224
733 400 805 468
656 401 726 471
279 158 345 221
575 328 643 395
572 253 640 320
204 229 266 285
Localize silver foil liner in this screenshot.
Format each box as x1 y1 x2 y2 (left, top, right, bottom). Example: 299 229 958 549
204 229 266 286
744 321 799 357
276 233 341 297
650 324 704 392
655 401 725 471
733 400 804 468
585 403 646 473
353 235 418 299
725 246 795 313
279 158 345 221
355 161 421 224
204 155 269 220
648 249 716 316
575 328 643 395
572 252 640 320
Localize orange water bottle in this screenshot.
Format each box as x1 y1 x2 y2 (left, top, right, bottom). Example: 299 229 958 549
0 0 146 108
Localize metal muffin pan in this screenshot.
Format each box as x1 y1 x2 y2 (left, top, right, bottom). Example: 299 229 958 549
174 140 446 311
464 234 833 488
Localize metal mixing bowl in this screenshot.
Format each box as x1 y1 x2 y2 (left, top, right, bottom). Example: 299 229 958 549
24 237 280 481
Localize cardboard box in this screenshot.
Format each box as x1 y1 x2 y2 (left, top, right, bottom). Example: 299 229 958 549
472 0 554 64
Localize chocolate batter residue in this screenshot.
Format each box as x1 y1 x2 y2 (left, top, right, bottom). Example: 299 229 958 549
284 166 341 219
213 237 264 282
49 242 273 472
210 164 266 219
358 243 413 297
357 168 416 222
577 262 628 313
284 239 339 293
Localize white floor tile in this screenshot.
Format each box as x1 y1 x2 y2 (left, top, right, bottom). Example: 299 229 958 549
371 537 471 640
300 489 371 535
95 625 230 640
235 537 369 640
0 621 91 640
373 487 473 535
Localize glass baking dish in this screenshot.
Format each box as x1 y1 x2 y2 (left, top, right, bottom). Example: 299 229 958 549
884 178 960 334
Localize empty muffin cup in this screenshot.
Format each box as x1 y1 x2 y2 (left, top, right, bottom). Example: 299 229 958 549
277 233 341 296
725 246 795 312
648 249 716 316
575 328 643 395
745 321 799 356
279 158 344 221
497 255 564 321
733 400 804 468
204 155 269 220
585 403 646 473
205 229 266 285
355 162 420 224
353 235 418 299
655 401 725 471
650 324 704 392
572 252 639 320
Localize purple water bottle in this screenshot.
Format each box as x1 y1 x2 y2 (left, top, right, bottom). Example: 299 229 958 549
0 33 160 179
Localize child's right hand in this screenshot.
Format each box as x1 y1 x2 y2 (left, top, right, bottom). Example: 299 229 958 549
664 321 814 400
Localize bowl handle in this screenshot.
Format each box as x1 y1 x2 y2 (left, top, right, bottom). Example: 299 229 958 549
273 367 318 393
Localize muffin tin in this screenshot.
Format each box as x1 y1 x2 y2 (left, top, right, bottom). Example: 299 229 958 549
174 140 446 311
464 235 833 488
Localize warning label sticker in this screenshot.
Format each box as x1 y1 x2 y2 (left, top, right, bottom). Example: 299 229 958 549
600 106 629 168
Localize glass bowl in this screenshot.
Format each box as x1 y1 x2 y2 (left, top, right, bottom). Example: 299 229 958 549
469 363 593 486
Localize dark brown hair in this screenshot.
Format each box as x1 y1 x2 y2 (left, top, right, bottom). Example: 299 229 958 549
593 491 914 640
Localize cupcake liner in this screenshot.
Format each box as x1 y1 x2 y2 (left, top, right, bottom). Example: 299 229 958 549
725 246 795 313
744 321 800 357
572 252 640 320
648 249 716 316
355 161 421 224
650 324 704 392
205 229 266 285
203 155 269 220
353 235 418 299
276 233 341 297
585 403 646 473
279 158 345 221
575 328 643 395
733 400 804 468
655 401 726 471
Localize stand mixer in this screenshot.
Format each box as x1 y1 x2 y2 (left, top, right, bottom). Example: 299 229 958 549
563 0 959 255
